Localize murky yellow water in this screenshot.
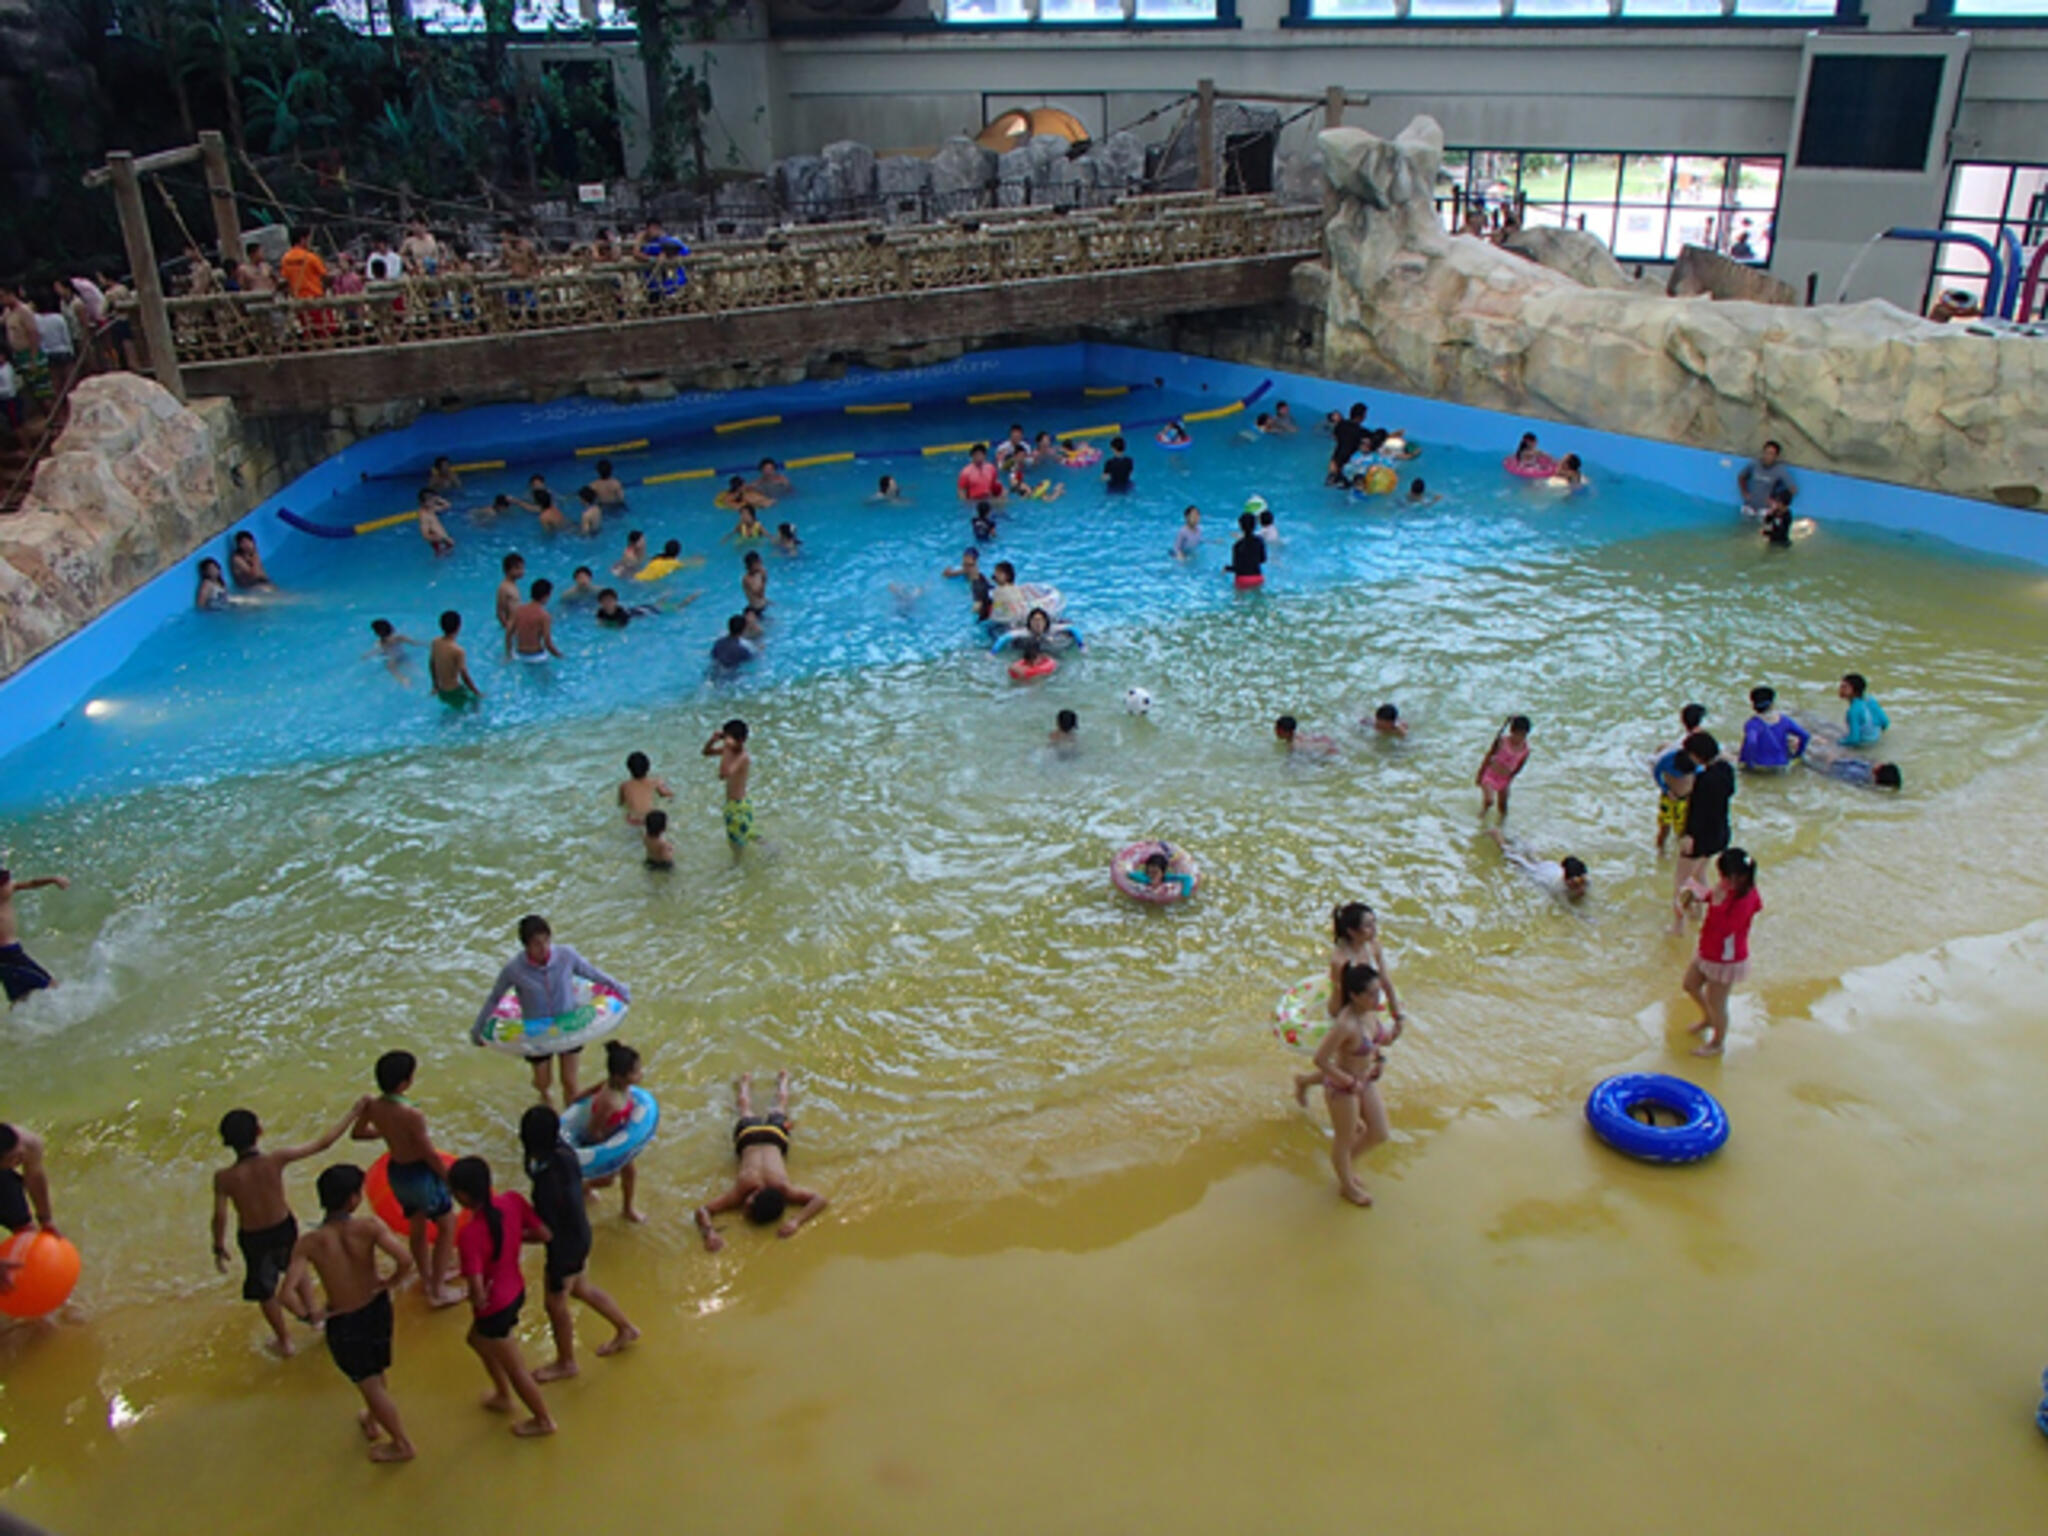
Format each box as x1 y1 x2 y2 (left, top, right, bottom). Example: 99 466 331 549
6 514 2048 1531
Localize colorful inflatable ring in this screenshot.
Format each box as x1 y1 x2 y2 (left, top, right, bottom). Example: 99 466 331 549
1063 446 1101 468
0 1229 81 1319
1156 433 1192 450
365 1151 465 1243
1009 654 1059 682
560 1086 662 1182
1110 841 1200 904
713 491 744 510
1361 464 1399 495
1584 1073 1728 1165
476 977 629 1059
1504 453 1560 479
1272 975 1333 1049
991 583 1064 623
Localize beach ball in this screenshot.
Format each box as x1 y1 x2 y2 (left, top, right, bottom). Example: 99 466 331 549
0 1229 81 1319
1363 464 1398 496
1124 687 1154 716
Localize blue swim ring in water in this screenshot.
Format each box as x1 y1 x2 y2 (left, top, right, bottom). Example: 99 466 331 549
1585 1073 1728 1165
560 1086 661 1181
2037 1367 2048 1439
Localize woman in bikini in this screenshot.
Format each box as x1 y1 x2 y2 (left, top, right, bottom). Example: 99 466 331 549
1324 902 1406 1034
1293 961 1395 1207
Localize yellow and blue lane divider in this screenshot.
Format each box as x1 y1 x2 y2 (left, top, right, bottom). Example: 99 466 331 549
296 380 1271 538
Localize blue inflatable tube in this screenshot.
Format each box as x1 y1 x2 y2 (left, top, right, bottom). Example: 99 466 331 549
2037 1367 2048 1439
989 625 1083 654
560 1085 661 1180
1585 1073 1728 1165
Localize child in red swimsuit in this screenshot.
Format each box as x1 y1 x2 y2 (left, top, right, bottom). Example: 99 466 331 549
573 1041 647 1223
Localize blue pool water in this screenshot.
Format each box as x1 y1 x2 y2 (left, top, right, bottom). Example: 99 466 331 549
0 375 1799 808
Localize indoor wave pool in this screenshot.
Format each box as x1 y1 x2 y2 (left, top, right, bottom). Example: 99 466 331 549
4 344 2048 1535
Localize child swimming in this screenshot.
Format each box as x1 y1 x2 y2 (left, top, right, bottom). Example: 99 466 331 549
363 619 420 684
1838 672 1890 745
1368 703 1409 738
1171 506 1202 561
519 1103 639 1383
1050 708 1079 756
1274 715 1338 757
447 1156 557 1438
429 610 482 710
1474 715 1533 820
1291 961 1396 1208
1484 827 1589 902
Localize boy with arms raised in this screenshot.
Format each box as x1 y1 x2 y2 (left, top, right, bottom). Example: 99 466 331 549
211 1096 370 1355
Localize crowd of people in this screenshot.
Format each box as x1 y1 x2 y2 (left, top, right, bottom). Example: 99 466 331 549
0 393 1908 1461
0 277 137 443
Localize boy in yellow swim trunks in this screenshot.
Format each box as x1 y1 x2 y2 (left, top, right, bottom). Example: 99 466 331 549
703 718 754 858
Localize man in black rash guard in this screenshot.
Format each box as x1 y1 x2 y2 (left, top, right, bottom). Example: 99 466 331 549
1227 512 1267 587
1672 730 1736 933
1328 402 1368 484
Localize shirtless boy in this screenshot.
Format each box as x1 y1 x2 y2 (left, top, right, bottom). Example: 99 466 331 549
692 1072 828 1249
495 553 527 631
416 490 455 556
429 611 482 710
0 1123 55 1237
506 580 562 663
351 1052 462 1307
211 1097 368 1355
0 867 70 1005
230 531 273 590
587 459 628 509
617 751 673 825
703 719 754 855
282 1164 418 1462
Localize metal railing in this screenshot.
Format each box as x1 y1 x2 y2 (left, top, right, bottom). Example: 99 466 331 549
159 196 1323 367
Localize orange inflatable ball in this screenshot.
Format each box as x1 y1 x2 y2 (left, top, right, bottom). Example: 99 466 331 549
364 1153 467 1244
0 1229 82 1319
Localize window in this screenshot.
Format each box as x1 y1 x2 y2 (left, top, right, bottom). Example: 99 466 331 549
1928 161 2048 310
945 0 1227 19
1933 0 2048 15
1434 147 1783 265
1293 0 1855 18
324 0 636 33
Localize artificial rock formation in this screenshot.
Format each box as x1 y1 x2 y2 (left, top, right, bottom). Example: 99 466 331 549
1320 116 2048 502
0 374 230 676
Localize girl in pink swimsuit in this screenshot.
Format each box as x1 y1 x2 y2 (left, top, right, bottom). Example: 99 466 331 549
1475 715 1533 820
1291 961 1393 1208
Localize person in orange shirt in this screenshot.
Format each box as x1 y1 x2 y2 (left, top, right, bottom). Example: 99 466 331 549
278 230 333 340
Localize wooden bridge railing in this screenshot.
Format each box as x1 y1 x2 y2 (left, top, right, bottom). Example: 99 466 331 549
159 197 1324 367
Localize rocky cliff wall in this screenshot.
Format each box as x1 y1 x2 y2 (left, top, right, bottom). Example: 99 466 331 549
1319 116 2048 505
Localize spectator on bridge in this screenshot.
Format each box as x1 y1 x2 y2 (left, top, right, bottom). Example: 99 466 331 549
365 238 403 283
279 230 329 301
235 241 277 296
400 220 443 276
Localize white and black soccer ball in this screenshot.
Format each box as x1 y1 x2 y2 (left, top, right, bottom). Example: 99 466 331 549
1123 687 1154 717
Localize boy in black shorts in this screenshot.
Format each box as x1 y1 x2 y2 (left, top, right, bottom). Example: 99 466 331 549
692 1071 828 1250
210 1097 368 1356
283 1165 417 1462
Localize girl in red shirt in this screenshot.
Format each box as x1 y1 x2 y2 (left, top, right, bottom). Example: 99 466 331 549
449 1157 557 1437
1682 848 1760 1058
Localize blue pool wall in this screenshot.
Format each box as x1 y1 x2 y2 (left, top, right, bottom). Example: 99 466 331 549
5 339 2045 761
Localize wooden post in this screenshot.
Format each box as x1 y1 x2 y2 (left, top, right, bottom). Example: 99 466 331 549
199 130 242 267
1196 79 1216 195
107 151 184 401
1321 86 1345 256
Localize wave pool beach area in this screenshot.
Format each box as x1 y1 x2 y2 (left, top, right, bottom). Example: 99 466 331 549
3 345 2048 1534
